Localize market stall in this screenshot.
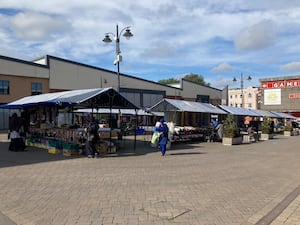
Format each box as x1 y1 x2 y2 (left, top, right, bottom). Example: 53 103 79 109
149 98 228 142
1 87 139 155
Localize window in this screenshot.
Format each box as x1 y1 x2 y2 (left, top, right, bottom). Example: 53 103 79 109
196 95 209 103
248 103 252 108
31 82 42 95
230 95 232 99
248 93 252 98
0 80 9 94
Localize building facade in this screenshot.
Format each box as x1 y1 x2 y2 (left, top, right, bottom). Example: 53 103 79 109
259 75 300 118
0 54 224 129
228 86 259 109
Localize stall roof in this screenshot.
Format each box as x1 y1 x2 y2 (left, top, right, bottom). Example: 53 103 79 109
74 108 153 116
249 109 279 118
270 111 297 119
218 105 261 116
149 98 227 114
0 87 139 109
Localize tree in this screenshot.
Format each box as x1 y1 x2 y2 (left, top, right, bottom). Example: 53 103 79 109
157 73 210 86
157 78 180 85
183 73 210 86
223 114 240 138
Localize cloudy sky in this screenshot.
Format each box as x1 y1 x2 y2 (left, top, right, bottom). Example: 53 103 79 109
1 0 300 89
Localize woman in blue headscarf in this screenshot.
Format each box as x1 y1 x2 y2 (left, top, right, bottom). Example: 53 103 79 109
155 118 169 156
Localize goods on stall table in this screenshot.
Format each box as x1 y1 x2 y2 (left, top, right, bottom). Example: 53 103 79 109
96 141 108 154
48 148 61 154
62 142 79 156
107 145 116 153
172 126 204 142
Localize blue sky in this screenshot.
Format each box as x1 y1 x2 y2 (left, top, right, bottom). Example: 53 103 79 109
1 1 300 89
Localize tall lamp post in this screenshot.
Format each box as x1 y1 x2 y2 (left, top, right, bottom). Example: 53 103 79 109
102 24 133 92
233 73 252 108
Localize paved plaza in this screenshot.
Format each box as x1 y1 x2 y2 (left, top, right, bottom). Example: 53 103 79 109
0 134 300 225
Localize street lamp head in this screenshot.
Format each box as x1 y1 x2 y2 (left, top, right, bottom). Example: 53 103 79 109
102 34 112 43
123 28 133 40
247 75 252 81
233 77 237 82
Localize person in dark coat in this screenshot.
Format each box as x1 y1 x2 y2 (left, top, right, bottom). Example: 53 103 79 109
155 118 169 156
9 113 24 151
87 117 100 158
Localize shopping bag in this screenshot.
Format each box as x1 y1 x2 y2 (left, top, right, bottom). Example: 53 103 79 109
151 132 160 145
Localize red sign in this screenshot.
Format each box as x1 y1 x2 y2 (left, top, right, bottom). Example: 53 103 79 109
261 79 300 89
289 93 300 99
286 80 300 88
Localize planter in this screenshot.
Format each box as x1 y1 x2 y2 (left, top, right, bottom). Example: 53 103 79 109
284 131 292 136
222 136 243 146
284 130 299 136
260 133 274 140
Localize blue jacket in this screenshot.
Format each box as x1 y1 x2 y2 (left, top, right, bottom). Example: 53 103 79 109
155 124 169 145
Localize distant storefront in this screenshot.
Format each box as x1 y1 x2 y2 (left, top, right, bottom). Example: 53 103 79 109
259 75 300 118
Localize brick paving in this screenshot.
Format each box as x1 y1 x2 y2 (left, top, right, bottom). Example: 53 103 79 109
0 134 300 225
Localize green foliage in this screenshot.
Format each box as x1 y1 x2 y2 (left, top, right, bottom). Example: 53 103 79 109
223 114 240 138
183 73 210 86
261 117 273 134
157 78 180 85
157 73 210 86
284 125 293 132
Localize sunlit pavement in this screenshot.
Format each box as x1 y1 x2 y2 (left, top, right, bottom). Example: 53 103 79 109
0 134 300 225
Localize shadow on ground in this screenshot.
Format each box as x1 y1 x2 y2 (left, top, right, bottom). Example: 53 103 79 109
0 137 207 168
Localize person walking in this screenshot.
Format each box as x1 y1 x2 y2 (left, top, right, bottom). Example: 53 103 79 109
215 120 224 141
155 118 169 156
87 117 100 158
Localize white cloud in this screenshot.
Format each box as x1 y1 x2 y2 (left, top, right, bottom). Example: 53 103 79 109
211 62 235 73
235 20 276 51
10 12 71 41
280 62 300 72
1 1 300 85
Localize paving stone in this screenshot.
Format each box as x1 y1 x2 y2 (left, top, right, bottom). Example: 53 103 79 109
0 135 300 224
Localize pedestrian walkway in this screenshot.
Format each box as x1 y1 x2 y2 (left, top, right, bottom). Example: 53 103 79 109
0 134 300 225
0 211 16 225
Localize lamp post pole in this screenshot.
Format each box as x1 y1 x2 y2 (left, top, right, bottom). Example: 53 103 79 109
116 25 120 92
103 24 133 92
233 73 252 108
241 73 244 107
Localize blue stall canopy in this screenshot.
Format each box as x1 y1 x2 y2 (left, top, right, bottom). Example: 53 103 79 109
270 111 297 119
0 87 139 110
218 105 261 117
248 109 280 118
149 98 227 114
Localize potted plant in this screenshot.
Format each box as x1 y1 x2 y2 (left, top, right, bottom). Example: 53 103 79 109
260 117 274 140
222 114 242 145
284 124 293 136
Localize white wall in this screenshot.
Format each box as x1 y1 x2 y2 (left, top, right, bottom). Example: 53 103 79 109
0 57 49 78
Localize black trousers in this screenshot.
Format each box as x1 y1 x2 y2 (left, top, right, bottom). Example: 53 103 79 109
9 138 25 151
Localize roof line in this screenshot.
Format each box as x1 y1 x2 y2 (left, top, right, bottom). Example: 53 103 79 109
0 54 48 69
45 55 182 90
